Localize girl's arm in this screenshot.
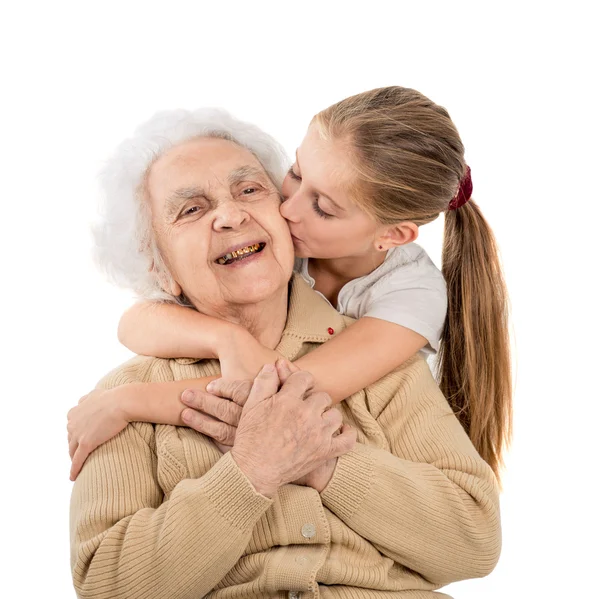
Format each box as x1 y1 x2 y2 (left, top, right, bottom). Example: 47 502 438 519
295 317 428 403
119 308 427 424
69 304 281 479
68 376 218 480
120 301 427 402
118 301 234 359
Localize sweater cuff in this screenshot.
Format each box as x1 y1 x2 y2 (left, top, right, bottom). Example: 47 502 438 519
320 443 376 521
200 451 273 531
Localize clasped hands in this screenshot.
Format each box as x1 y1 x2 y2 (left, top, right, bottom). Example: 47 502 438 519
181 359 355 496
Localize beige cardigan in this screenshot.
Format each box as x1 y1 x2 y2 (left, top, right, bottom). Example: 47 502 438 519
70 275 501 599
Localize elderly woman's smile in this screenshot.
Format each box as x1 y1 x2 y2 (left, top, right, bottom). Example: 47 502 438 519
145 136 295 316
215 241 266 266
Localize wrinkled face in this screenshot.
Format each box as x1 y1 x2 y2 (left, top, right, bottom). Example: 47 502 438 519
280 124 379 259
146 137 294 315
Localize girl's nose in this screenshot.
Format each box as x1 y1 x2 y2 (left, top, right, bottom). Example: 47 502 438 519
279 192 300 223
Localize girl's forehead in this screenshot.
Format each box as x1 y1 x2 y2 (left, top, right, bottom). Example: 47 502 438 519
298 127 357 205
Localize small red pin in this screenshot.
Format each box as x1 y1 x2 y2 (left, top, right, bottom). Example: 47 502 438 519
328 327 334 335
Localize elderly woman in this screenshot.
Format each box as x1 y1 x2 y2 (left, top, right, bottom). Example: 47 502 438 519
70 110 500 599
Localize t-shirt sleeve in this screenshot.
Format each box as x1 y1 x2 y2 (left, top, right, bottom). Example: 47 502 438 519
363 256 448 354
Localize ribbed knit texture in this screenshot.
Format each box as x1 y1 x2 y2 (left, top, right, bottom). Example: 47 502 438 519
70 275 501 598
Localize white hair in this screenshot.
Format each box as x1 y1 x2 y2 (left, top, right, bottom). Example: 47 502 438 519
92 108 290 303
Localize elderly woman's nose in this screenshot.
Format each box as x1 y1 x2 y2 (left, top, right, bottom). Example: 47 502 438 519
212 199 250 230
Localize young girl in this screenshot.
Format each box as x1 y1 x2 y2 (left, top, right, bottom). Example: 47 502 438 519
68 86 512 485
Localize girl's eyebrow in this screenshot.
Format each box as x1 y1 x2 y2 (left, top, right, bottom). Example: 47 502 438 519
295 150 346 213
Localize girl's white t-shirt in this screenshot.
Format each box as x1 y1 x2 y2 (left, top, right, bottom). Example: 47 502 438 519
294 242 447 354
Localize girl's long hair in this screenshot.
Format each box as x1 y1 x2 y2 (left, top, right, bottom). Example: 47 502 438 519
314 86 512 479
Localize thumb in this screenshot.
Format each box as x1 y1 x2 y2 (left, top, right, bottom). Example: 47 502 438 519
328 424 357 458
203 378 252 406
275 358 300 384
245 363 280 409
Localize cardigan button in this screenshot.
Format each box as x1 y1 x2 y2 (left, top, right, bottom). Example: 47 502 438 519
301 523 316 538
288 592 301 599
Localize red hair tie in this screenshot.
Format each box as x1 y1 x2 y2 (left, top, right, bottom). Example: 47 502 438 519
448 166 472 211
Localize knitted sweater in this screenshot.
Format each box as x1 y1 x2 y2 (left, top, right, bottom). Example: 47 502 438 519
70 274 501 599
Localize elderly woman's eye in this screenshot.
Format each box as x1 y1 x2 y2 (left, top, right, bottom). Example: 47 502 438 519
242 187 257 195
183 206 201 215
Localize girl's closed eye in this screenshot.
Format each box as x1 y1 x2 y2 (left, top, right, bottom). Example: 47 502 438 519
288 167 301 181
312 198 333 219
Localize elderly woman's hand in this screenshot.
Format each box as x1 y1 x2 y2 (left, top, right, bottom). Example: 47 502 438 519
228 363 355 498
181 360 349 493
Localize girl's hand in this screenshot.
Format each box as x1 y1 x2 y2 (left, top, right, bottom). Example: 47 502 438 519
217 328 282 381
67 389 130 481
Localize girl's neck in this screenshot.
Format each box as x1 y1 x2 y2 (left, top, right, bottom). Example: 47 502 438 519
308 251 387 305
310 251 387 282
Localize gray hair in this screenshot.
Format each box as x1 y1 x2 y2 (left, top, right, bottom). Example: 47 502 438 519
92 108 290 303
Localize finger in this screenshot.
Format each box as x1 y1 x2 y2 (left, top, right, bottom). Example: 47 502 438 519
276 370 315 403
245 364 281 409
70 445 89 481
181 409 237 445
306 391 333 412
275 358 300 384
214 442 233 454
322 407 343 431
181 391 242 426
69 438 78 460
327 424 357 458
203 379 253 407
66 409 74 431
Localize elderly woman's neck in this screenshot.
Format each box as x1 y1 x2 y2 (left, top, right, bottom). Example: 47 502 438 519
191 284 289 350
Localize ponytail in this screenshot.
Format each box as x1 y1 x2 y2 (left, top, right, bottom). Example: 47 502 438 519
438 199 512 481
315 86 513 480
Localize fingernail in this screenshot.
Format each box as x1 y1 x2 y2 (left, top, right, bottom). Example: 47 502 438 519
182 409 192 421
206 382 215 392
262 363 275 373
181 390 194 403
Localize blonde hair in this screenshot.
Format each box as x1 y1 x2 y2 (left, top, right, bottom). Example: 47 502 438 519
314 86 512 480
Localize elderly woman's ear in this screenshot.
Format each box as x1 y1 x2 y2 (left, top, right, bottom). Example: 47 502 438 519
149 259 183 297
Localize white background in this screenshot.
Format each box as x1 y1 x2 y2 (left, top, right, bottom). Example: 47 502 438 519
1 1 598 597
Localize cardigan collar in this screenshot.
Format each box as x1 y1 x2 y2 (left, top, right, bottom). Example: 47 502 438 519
175 274 347 365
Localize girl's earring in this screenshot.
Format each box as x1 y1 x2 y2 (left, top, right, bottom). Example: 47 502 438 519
378 245 383 250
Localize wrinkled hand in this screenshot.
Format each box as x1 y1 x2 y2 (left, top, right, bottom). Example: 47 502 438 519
67 388 129 481
276 360 339 492
180 379 251 453
230 362 355 497
181 360 345 492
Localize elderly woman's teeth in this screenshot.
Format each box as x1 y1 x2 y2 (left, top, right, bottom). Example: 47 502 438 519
216 243 264 265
